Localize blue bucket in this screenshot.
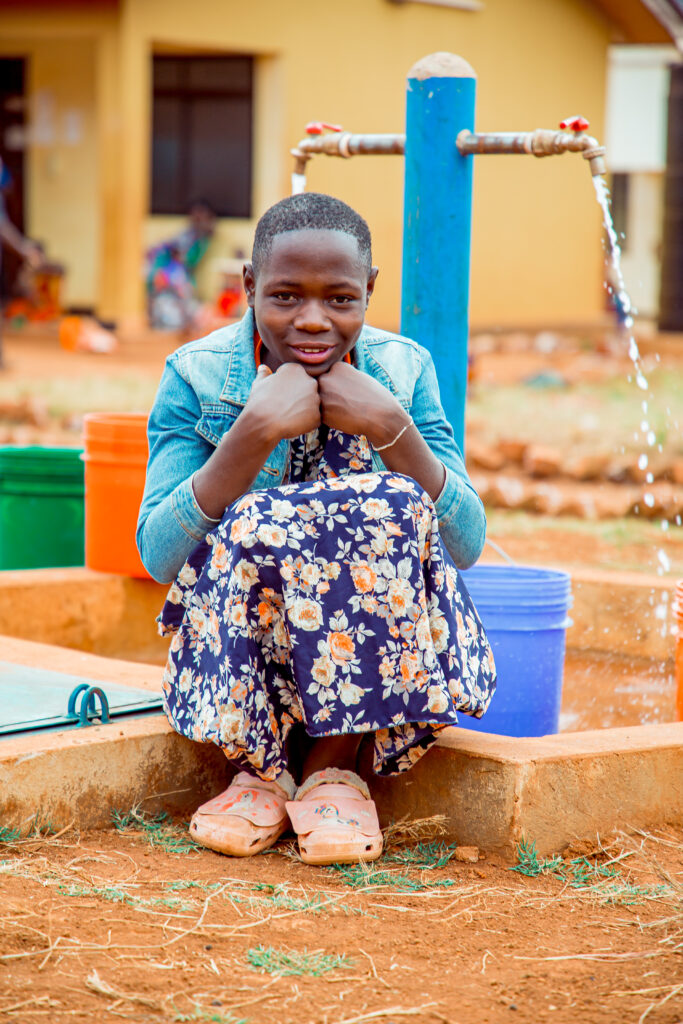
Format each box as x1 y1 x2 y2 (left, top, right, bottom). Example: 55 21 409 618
458 565 572 737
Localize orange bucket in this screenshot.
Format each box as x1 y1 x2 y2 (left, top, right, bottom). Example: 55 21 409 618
676 580 683 722
82 413 150 578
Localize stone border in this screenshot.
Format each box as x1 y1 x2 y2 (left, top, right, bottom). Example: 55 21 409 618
1 637 680 859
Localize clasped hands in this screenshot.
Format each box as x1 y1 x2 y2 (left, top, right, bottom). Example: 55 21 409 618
247 360 407 450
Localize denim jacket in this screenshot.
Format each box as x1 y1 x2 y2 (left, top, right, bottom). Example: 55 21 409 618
137 310 485 583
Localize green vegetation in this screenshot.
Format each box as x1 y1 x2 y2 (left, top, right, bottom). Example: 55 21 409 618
328 861 456 891
511 838 673 906
246 944 354 977
0 374 158 420
0 825 22 844
111 806 202 855
384 840 458 869
173 1008 248 1024
468 367 683 457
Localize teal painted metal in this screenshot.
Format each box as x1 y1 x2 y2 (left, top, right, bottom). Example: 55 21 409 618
401 59 476 452
0 662 162 736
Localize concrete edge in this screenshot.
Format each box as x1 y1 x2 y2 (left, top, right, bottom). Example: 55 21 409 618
2 715 681 859
1 635 163 692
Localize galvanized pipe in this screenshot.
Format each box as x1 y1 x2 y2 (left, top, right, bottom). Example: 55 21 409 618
291 132 405 174
456 128 607 176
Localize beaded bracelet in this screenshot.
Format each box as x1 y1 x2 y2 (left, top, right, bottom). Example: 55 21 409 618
371 419 413 453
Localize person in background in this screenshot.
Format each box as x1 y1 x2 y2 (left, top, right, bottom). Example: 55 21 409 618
145 199 217 331
0 158 43 368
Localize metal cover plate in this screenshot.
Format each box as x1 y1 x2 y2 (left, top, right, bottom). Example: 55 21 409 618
0 661 163 736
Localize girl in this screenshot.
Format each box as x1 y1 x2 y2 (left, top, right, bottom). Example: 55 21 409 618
137 192 495 865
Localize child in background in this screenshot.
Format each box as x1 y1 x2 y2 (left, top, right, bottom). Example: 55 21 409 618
137 193 495 865
145 199 217 331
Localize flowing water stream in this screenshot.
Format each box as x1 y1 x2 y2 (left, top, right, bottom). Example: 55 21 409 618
593 175 679 581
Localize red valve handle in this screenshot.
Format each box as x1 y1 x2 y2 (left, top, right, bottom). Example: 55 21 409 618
559 115 590 133
305 121 344 135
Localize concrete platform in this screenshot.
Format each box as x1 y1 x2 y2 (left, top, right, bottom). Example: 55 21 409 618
1 637 681 858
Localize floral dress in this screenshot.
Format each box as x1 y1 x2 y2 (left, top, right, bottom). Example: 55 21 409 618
158 428 496 780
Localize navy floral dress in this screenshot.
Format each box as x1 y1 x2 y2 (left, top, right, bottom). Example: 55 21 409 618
158 428 496 780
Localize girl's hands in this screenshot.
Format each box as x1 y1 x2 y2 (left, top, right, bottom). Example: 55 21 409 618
245 362 321 443
317 362 409 448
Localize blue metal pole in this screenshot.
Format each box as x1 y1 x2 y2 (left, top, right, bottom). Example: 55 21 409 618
401 53 476 453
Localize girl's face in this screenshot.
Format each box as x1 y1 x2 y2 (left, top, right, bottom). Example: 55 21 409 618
243 229 378 377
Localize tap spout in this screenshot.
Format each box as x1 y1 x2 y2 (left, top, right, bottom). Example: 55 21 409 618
456 126 606 176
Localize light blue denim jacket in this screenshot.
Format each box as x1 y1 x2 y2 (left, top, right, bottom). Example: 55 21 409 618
137 310 486 583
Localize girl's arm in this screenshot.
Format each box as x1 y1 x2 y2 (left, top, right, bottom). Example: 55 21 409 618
318 354 485 568
192 363 320 518
138 360 320 583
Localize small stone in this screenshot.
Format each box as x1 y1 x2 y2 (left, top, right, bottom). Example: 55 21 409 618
593 488 636 520
605 457 631 484
466 440 505 472
565 453 610 481
487 476 532 510
523 444 564 479
527 484 564 515
558 492 597 519
498 439 528 465
631 485 678 520
455 845 479 863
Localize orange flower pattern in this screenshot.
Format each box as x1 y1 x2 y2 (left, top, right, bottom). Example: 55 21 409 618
159 428 496 780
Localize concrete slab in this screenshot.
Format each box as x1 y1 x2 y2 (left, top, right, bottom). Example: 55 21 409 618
0 567 168 664
1 638 680 858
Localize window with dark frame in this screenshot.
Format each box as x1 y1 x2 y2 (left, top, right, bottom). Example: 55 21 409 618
150 55 253 218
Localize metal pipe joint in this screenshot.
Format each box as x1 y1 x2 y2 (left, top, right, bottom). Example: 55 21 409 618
291 131 406 176
456 120 606 177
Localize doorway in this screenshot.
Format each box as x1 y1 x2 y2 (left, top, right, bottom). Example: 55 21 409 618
0 57 26 301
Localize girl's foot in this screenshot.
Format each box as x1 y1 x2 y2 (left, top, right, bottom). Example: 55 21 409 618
190 771 296 856
286 768 383 865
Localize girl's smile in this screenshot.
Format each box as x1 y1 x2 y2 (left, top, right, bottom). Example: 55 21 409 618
243 229 378 377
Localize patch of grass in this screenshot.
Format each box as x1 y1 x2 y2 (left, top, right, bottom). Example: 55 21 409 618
0 825 22 845
0 374 158 420
384 841 458 870
58 882 138 905
57 880 195 912
111 806 201 855
173 1008 247 1024
511 838 673 906
246 944 354 977
166 880 221 893
467 367 683 458
328 862 456 892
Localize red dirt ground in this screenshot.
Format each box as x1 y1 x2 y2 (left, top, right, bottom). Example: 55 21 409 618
1 325 681 1023
0 823 681 1024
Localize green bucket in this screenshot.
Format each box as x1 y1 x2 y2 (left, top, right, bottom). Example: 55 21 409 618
0 446 85 570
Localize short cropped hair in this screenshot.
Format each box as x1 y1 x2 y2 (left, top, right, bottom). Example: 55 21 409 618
251 193 372 276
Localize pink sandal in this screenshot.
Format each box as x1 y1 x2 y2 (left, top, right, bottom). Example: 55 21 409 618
286 769 384 865
190 770 296 856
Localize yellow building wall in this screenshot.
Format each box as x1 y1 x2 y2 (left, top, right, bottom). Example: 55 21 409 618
1 0 612 330
0 33 100 309
127 0 612 331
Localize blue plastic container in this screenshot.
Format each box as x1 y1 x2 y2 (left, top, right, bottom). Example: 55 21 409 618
457 565 572 737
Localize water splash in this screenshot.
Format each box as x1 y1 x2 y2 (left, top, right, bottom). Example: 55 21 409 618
593 175 674 576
